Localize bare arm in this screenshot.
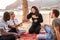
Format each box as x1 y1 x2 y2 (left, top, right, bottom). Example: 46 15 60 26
1 29 19 37
27 13 32 19
56 31 60 40
54 27 60 40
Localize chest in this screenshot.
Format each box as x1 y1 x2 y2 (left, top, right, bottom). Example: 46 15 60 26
32 15 39 20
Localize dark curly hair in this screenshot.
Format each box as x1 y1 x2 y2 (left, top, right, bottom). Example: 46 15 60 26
3 12 10 21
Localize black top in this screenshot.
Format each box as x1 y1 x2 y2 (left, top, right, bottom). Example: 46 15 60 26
27 13 43 25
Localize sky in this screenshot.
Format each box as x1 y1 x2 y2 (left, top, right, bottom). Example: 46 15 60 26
0 0 16 9
0 0 60 9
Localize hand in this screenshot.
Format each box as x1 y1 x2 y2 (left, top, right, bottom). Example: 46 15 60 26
41 23 50 28
34 20 37 22
32 15 38 18
32 15 36 18
13 33 20 38
44 24 50 27
20 23 23 26
41 23 45 28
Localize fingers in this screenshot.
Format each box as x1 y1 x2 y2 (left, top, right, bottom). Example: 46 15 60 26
34 20 37 22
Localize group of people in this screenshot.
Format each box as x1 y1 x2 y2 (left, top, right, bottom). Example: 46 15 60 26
0 11 26 40
27 6 60 40
0 6 60 40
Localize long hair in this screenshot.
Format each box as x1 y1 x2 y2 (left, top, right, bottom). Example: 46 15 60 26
3 12 10 21
31 6 39 16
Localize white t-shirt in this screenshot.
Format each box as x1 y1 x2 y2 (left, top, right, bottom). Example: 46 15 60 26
0 19 9 36
7 18 20 27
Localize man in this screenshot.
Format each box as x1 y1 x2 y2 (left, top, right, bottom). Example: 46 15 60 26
52 18 60 40
37 9 59 40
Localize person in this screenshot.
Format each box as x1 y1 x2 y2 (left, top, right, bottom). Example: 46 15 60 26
37 9 60 40
0 12 17 40
8 11 20 28
8 11 26 34
27 6 43 34
52 18 60 40
45 9 59 26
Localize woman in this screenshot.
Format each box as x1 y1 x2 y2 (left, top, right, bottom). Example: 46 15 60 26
52 18 60 40
8 11 26 34
27 6 43 34
8 11 20 28
8 11 20 33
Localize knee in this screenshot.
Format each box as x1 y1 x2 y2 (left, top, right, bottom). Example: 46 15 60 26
37 34 44 40
35 31 39 34
35 30 40 34
37 34 41 40
37 34 46 40
29 29 34 34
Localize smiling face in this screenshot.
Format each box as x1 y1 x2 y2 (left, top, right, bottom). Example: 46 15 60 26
10 12 15 19
12 13 15 18
31 8 36 14
49 11 54 18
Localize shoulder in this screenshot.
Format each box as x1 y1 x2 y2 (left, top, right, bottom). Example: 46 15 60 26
0 19 5 26
37 13 42 17
0 19 4 23
14 18 18 21
39 13 42 15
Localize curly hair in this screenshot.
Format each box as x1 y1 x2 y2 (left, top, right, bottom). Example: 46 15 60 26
3 12 10 21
